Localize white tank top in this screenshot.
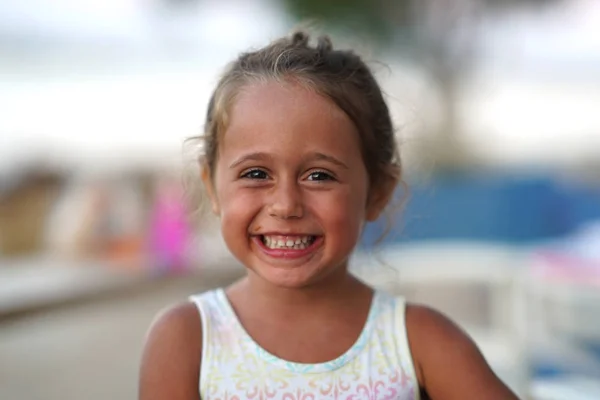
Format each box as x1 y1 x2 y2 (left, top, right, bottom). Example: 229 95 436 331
190 289 420 400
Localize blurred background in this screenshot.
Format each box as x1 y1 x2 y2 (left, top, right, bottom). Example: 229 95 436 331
1 0 599 399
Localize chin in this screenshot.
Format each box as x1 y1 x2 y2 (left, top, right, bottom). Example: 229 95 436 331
250 259 346 289
256 267 319 289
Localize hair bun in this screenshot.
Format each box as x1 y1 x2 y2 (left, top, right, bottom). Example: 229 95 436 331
316 35 333 54
291 31 310 47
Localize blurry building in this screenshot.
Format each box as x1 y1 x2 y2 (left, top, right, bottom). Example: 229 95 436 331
0 168 64 256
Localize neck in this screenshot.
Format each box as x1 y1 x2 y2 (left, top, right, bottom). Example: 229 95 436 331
229 265 372 315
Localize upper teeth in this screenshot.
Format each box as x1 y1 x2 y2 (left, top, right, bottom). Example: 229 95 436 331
263 235 313 249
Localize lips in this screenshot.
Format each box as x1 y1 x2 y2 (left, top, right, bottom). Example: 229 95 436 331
252 234 323 260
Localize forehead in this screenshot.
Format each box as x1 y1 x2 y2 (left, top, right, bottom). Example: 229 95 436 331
220 80 362 161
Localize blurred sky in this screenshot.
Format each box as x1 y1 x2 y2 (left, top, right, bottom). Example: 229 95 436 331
463 0 600 167
1 0 599 176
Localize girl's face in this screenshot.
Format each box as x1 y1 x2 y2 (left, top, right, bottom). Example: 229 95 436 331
205 81 387 288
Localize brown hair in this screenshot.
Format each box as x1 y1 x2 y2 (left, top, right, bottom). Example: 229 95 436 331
197 30 402 190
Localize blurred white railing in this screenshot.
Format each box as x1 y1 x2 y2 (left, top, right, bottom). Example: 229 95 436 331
351 241 531 397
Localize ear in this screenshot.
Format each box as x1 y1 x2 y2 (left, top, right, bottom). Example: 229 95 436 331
201 164 220 215
365 177 398 222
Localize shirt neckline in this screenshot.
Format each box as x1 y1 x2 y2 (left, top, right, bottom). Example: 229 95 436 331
215 288 380 373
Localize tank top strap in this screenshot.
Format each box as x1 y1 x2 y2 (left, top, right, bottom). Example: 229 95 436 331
189 289 242 397
386 293 420 398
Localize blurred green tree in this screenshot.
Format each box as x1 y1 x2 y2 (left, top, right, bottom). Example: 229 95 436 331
282 0 560 173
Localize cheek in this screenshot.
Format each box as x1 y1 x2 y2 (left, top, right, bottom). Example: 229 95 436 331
310 185 368 237
218 189 258 225
216 185 259 234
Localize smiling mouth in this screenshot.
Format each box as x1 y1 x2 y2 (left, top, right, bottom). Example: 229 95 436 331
260 235 317 250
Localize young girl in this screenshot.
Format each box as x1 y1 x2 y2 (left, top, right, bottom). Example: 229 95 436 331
139 31 519 400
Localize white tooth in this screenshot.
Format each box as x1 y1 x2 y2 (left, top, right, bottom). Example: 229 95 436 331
265 237 271 245
286 240 294 247
298 243 306 250
295 239 302 245
302 237 308 243
293 245 299 249
277 240 285 247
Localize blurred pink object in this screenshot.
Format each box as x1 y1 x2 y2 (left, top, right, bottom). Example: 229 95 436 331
533 252 600 286
148 179 192 273
532 221 600 286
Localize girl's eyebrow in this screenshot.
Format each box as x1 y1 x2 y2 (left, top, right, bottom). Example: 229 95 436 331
229 152 273 169
229 151 348 169
305 152 349 170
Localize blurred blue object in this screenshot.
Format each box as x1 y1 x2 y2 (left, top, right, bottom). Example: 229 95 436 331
361 174 600 246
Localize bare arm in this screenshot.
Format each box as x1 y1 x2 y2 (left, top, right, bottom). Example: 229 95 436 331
406 304 519 400
139 302 202 400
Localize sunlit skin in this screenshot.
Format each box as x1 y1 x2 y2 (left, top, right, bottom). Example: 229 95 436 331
204 80 386 290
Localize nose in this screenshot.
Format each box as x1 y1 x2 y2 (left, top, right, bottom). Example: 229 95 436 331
267 179 303 219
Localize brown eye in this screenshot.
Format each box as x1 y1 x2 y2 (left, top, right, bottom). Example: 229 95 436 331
241 169 268 180
307 171 334 181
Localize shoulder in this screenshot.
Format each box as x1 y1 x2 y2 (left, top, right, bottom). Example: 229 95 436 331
405 304 518 400
405 303 472 358
143 301 202 351
139 302 202 400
